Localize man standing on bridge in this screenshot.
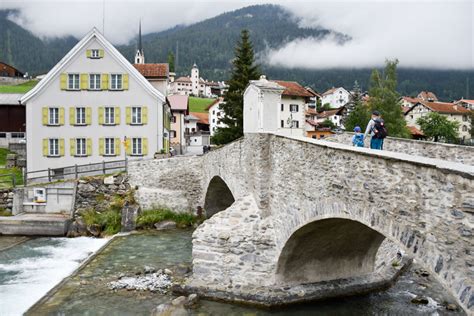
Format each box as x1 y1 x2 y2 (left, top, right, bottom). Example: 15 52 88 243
364 111 387 150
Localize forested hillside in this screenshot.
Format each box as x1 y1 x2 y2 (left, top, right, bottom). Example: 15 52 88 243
0 5 472 100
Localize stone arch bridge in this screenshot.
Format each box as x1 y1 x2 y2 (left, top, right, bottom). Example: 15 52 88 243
128 133 474 312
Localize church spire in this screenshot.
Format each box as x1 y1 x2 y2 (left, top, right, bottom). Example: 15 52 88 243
135 20 145 64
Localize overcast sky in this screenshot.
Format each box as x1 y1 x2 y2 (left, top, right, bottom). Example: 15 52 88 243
1 0 473 69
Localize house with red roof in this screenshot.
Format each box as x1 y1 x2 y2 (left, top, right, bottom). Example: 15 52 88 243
404 100 471 142
167 94 188 154
455 99 474 110
321 87 351 108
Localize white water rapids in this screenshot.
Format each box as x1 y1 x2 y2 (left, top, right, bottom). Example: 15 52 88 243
0 237 107 315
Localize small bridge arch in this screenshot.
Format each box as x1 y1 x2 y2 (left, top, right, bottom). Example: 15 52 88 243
203 176 235 218
276 217 386 284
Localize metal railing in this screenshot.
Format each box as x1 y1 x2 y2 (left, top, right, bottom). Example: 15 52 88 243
24 158 128 185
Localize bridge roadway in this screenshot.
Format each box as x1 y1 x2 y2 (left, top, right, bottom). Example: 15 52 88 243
128 133 474 312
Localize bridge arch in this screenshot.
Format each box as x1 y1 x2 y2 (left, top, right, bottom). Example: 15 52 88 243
276 217 386 284
204 176 235 218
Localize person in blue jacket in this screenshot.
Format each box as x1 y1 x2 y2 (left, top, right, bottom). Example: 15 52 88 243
352 126 364 147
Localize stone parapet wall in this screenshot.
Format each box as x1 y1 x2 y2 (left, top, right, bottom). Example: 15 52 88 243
0 189 13 213
326 132 474 165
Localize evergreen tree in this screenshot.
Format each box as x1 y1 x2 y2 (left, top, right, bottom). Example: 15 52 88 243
344 101 371 132
212 29 260 145
367 60 410 138
417 112 460 142
469 111 474 138
167 52 175 72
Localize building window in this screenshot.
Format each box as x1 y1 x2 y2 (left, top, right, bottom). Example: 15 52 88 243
290 104 299 112
104 107 115 125
410 115 413 119
281 104 284 111
132 138 142 155
91 49 100 58
212 119 215 123
49 108 59 125
89 74 101 90
281 120 284 128
76 138 86 156
217 112 221 117
463 115 467 122
111 74 122 90
105 138 115 156
292 120 299 128
76 107 86 125
170 130 177 138
68 74 80 90
212 110 215 115
11 132 24 138
49 139 59 156
171 116 176 123
132 107 142 124
463 125 468 132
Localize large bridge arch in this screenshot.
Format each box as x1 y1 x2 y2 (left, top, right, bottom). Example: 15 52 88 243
203 176 236 217
276 217 386 284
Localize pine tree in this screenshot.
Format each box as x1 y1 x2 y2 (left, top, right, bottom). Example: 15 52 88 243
212 30 260 145
167 52 175 72
367 60 410 138
344 102 371 132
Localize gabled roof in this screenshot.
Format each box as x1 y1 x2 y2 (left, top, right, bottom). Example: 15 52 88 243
406 101 471 115
456 99 474 104
206 98 222 111
133 63 168 78
272 80 313 97
21 27 165 104
322 87 349 96
305 86 321 98
167 94 188 111
0 93 24 105
189 112 209 125
316 107 345 119
175 76 192 83
402 96 422 104
417 91 438 101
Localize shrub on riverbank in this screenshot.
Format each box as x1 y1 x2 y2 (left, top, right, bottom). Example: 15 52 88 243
82 208 121 235
137 209 198 229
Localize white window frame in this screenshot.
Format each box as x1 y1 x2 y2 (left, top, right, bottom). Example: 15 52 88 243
89 74 101 90
105 138 115 156
104 107 115 125
91 49 100 58
290 104 299 113
76 138 86 156
76 107 86 125
49 138 59 156
110 74 123 90
132 137 143 156
292 120 299 128
68 73 80 90
131 107 142 125
49 107 59 125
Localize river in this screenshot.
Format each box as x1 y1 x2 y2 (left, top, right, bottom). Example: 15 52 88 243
0 230 465 315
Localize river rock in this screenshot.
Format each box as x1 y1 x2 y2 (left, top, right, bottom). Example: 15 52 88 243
108 272 171 292
103 176 115 185
87 224 101 237
164 268 173 276
171 296 187 306
411 296 429 305
152 303 189 316
445 303 458 311
155 221 177 230
186 294 199 307
144 266 156 274
121 203 141 232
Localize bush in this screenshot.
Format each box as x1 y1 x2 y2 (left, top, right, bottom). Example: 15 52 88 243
82 208 121 235
137 209 197 229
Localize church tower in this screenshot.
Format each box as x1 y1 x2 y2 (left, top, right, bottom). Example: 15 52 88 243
135 21 145 64
191 63 199 96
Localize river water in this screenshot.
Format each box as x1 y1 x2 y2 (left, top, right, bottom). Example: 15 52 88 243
1 230 465 315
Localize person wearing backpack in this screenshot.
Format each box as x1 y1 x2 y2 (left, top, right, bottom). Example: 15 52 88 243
364 111 387 150
352 126 364 147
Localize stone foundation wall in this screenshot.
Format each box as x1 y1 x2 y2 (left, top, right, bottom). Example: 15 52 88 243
327 132 474 165
0 189 13 213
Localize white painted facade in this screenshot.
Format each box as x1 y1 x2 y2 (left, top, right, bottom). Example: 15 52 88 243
169 64 214 98
321 87 351 108
21 28 166 173
279 96 306 135
244 76 305 136
208 99 227 136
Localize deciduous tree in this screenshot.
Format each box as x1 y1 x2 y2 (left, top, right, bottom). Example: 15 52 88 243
417 112 459 142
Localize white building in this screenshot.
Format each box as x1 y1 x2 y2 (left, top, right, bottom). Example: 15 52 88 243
169 64 223 98
20 28 168 174
321 87 351 108
315 107 346 129
207 98 226 136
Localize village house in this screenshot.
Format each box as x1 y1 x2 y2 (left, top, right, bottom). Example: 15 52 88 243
321 87 351 108
0 94 25 147
20 27 169 174
404 100 471 142
455 99 474 110
417 91 438 102
0 62 24 78
169 64 224 98
184 112 210 154
207 98 226 136
167 94 188 154
315 107 346 129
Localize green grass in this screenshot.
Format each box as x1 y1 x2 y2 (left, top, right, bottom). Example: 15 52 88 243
0 149 23 188
0 148 9 165
188 97 216 113
137 209 198 229
82 208 122 236
0 80 38 94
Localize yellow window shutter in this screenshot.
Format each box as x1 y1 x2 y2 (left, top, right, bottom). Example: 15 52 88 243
142 138 148 155
80 74 88 90
42 139 49 156
42 107 48 125
69 107 76 125
86 107 92 125
60 73 67 90
99 138 105 156
99 49 104 58
102 74 109 90
142 106 148 124
86 49 91 58
126 139 132 155
126 107 131 124
123 74 129 90
115 138 121 156
59 139 65 156
70 138 76 156
115 107 121 125
86 138 92 156
59 107 65 125
98 107 104 125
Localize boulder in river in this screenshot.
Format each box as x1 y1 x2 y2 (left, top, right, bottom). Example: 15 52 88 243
155 220 177 230
411 296 429 305
121 203 141 232
151 303 189 316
